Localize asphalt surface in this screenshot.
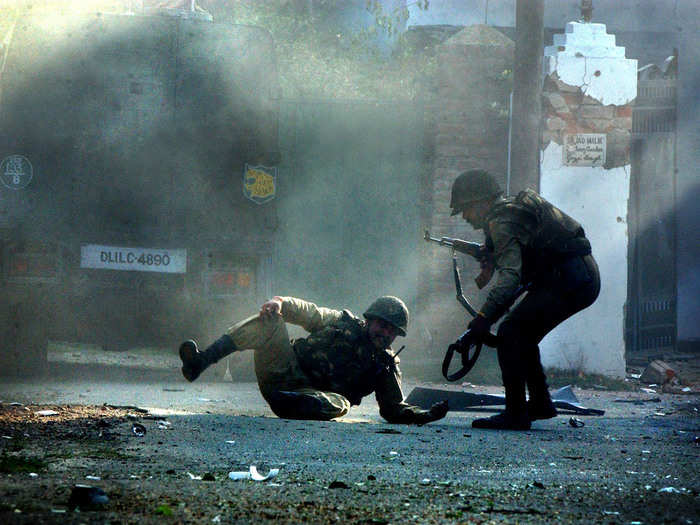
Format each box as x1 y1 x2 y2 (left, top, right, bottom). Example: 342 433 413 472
0 358 698 524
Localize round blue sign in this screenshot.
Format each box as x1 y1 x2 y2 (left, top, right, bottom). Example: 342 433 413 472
1 154 33 190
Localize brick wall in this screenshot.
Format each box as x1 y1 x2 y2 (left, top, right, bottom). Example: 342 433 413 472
542 73 633 168
413 25 514 366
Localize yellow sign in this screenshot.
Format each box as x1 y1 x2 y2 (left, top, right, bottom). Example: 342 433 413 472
243 164 276 204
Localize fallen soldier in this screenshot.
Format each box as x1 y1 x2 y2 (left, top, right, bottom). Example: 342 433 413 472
178 295 448 424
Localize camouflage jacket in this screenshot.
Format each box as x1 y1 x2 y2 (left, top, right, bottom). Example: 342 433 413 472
480 189 591 320
280 297 432 424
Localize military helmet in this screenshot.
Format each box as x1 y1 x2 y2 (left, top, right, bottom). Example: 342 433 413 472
363 296 409 337
450 169 502 216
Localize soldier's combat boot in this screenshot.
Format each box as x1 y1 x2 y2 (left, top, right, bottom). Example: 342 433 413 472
179 334 237 382
472 381 530 430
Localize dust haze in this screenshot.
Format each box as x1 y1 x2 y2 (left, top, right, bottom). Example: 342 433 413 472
0 0 696 380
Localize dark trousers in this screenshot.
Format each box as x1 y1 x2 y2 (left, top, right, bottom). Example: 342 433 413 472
496 254 601 403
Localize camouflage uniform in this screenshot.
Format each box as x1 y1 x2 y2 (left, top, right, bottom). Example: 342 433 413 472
223 297 436 423
480 189 600 420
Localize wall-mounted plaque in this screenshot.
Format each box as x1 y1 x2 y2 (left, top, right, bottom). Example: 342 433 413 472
563 133 606 167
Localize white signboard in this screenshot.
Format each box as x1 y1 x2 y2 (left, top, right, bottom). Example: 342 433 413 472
563 133 606 167
80 244 187 274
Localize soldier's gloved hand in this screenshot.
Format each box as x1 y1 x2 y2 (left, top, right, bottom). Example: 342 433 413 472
419 400 449 424
260 296 283 319
468 314 491 341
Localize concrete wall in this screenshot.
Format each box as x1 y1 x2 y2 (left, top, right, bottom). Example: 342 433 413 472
674 3 700 349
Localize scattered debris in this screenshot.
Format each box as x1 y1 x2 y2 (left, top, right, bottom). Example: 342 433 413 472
131 423 146 437
68 485 109 509
529 481 545 489
202 473 216 481
613 397 661 404
162 388 185 392
662 380 693 394
485 507 543 515
187 472 203 480
250 466 280 481
225 440 236 444
104 404 149 413
569 417 585 428
640 360 677 385
85 475 101 480
328 480 350 489
35 410 59 417
383 450 400 461
228 466 280 482
375 429 402 434
658 486 686 494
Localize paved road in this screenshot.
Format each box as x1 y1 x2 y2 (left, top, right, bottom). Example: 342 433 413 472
1 363 698 524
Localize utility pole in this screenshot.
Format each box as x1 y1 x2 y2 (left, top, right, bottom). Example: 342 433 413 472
510 0 544 192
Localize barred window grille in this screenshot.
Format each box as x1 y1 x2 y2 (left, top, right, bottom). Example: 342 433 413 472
633 79 677 133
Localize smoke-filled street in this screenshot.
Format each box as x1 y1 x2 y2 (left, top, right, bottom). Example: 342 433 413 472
1 1 699 523
1 356 699 524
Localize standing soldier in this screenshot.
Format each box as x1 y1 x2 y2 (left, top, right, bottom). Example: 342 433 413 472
450 169 600 430
179 295 449 424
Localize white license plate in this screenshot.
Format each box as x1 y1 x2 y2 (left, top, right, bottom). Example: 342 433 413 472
80 244 187 274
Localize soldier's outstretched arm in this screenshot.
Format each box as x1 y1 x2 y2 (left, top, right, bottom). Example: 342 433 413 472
375 363 449 424
260 296 283 319
267 296 343 332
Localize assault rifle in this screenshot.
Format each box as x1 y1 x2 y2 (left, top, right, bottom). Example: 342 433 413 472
423 230 494 289
424 229 526 381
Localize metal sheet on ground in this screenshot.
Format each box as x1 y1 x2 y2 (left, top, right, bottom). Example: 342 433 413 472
405 385 605 415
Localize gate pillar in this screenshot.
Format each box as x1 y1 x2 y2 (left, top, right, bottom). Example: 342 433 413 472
538 21 637 377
